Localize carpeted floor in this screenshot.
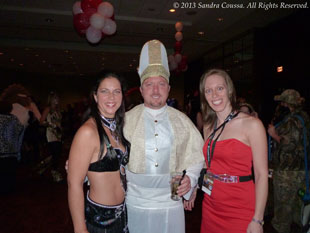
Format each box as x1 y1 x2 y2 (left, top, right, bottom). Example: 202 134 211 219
0 161 280 233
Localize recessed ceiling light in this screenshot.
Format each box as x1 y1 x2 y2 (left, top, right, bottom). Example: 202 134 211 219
0 52 4 55
35 54 39 57
217 17 224 22
10 58 14 62
42 60 46 63
19 64 24 67
169 9 176 13
198 31 205 36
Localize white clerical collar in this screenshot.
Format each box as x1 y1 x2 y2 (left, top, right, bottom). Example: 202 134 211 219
144 104 167 118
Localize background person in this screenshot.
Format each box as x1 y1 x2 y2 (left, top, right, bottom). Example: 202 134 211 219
268 89 310 233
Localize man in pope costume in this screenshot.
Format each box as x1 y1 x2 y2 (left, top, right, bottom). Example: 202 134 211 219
124 39 205 233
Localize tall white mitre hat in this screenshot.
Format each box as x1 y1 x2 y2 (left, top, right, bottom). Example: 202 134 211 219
138 39 170 84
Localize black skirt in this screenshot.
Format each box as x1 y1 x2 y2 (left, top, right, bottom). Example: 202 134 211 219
85 193 129 233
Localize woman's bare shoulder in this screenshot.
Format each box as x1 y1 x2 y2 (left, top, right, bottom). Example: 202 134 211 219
75 118 98 140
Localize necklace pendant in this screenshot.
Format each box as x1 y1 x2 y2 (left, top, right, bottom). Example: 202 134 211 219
155 163 158 167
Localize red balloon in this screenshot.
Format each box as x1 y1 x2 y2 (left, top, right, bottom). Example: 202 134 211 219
89 0 102 8
178 60 187 70
84 7 97 19
81 0 95 12
174 41 182 52
73 13 90 35
181 55 188 63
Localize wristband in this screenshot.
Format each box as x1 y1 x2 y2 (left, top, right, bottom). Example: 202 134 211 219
252 218 264 226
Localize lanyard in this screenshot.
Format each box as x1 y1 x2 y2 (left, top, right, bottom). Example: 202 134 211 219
207 111 240 168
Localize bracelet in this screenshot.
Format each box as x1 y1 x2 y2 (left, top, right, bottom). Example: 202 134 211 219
252 218 264 226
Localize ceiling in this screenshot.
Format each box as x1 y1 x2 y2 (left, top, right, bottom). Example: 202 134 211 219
0 0 299 77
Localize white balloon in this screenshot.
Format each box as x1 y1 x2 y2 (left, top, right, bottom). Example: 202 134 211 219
98 2 114 18
72 1 83 15
90 13 105 29
169 61 178 71
175 21 183 32
102 18 116 35
168 55 175 63
175 53 182 63
175 32 183 41
86 26 102 43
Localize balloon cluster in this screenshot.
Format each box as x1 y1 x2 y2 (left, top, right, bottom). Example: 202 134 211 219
73 0 116 44
168 21 188 74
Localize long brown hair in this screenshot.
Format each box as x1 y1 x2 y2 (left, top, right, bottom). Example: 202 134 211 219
199 68 238 130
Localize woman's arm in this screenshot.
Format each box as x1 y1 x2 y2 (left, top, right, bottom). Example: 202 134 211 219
67 124 96 233
247 118 268 233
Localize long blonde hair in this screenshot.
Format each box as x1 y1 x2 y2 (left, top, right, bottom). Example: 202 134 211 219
199 69 238 130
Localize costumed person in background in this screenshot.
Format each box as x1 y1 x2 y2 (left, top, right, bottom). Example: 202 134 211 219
239 102 258 118
67 73 130 233
268 89 310 233
40 91 63 182
0 84 41 194
123 39 205 233
186 69 268 233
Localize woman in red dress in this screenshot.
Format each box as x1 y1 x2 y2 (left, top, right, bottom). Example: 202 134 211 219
185 69 268 233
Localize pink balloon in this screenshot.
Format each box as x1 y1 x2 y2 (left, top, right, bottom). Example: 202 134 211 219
98 2 114 18
86 26 102 43
174 53 182 64
73 1 83 15
175 32 183 41
102 18 116 35
169 61 178 71
175 21 183 32
168 54 175 64
90 13 105 29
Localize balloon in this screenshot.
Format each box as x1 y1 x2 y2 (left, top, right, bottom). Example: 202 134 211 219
90 13 105 29
178 60 187 70
175 21 183 32
168 54 175 64
86 26 102 43
181 65 188 72
89 0 102 8
81 0 93 12
175 32 183 41
174 53 182 64
98 2 114 18
84 7 97 18
72 1 83 15
73 13 90 34
102 18 116 35
181 55 188 63
169 61 178 71
174 41 182 52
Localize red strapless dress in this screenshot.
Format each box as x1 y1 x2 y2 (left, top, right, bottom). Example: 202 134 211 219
201 139 255 233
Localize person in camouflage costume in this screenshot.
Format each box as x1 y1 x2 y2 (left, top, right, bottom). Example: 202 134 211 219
268 89 310 233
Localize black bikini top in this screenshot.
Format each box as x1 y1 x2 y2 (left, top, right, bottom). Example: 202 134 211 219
88 135 129 172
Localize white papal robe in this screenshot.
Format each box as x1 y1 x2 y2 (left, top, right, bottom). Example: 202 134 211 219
124 105 204 233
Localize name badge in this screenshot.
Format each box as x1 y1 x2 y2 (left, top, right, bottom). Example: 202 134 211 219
202 173 214 196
